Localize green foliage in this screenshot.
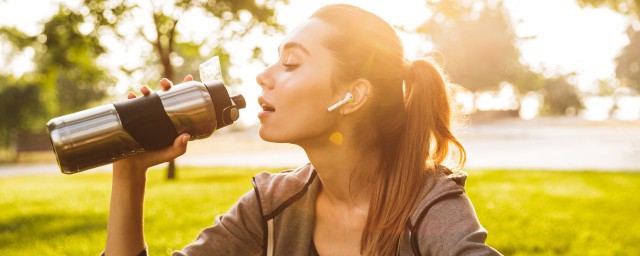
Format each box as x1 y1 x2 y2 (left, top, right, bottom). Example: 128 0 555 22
172 43 237 85
82 0 285 83
616 28 640 92
35 9 114 115
0 26 35 51
1 167 639 255
0 77 47 147
420 0 596 115
0 5 115 146
419 0 522 92
576 0 640 16
594 79 618 96
0 5 115 145
510 67 546 93
576 0 640 92
540 76 584 115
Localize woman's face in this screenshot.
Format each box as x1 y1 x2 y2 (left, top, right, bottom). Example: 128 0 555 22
256 18 343 145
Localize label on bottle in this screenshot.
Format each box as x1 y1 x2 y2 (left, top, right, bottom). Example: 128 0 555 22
199 56 223 84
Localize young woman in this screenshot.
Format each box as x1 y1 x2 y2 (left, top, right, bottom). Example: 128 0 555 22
105 4 501 256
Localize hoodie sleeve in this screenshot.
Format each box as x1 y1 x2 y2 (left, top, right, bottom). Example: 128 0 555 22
416 192 502 256
172 189 264 256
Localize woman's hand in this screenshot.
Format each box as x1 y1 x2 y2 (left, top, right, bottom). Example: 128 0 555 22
114 75 195 173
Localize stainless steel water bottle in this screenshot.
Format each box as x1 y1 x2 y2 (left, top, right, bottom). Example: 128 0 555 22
46 80 246 174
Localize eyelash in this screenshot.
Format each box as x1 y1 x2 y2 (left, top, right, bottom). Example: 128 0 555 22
281 53 300 72
282 63 299 72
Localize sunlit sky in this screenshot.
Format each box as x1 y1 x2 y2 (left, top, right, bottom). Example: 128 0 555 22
0 0 632 125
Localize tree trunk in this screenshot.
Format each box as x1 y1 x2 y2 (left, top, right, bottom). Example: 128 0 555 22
153 15 180 180
167 160 176 179
164 47 177 180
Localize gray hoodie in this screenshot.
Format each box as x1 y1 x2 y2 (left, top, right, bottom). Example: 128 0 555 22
169 163 501 256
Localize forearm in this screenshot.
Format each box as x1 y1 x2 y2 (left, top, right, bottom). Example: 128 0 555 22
105 161 147 256
103 76 190 255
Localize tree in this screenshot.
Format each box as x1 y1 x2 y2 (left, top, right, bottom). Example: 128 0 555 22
0 76 46 147
418 0 600 117
577 0 640 92
81 0 285 179
510 66 547 93
0 6 114 148
37 8 114 115
540 76 583 115
616 27 640 92
0 0 284 177
577 0 640 16
418 0 524 92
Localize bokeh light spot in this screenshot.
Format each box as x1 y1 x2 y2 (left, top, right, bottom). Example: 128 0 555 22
329 132 343 145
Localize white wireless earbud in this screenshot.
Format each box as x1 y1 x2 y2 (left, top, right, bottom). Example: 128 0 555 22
327 92 353 112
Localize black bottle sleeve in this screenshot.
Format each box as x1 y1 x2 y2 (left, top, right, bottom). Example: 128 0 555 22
113 93 179 151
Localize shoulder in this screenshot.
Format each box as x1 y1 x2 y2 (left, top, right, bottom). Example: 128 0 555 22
252 163 317 218
409 166 502 255
411 165 468 217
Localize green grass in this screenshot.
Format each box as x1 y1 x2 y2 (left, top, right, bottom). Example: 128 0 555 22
1 167 639 255
467 170 640 256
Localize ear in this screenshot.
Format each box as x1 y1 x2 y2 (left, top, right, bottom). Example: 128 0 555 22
341 78 371 116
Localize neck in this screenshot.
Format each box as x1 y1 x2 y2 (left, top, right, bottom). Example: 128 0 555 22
298 129 378 208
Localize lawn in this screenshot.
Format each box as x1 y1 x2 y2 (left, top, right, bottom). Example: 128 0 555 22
1 167 639 255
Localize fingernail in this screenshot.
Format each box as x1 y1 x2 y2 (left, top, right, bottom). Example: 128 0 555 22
182 134 190 144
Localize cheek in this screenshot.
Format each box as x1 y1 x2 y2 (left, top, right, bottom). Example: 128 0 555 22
261 70 338 142
281 64 334 114
281 85 335 130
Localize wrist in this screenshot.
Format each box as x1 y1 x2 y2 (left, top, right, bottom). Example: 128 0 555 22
113 158 147 181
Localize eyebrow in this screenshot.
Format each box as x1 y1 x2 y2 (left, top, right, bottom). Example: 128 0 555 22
278 42 311 56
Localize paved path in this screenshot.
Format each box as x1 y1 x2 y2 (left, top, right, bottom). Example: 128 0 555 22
1 117 638 177
459 117 640 171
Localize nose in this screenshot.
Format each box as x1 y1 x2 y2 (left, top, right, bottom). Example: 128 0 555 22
256 68 274 90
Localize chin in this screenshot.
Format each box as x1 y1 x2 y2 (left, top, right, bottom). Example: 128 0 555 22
258 126 307 145
258 126 287 143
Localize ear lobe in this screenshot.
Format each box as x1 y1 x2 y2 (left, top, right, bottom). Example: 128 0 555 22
342 78 371 115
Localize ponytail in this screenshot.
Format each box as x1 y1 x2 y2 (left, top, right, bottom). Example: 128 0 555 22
405 59 466 171
361 58 466 255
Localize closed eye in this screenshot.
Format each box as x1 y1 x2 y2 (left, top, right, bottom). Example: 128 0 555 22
283 63 299 72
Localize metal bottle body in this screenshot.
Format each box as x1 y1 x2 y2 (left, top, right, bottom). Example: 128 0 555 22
47 104 144 174
47 81 242 174
157 81 218 139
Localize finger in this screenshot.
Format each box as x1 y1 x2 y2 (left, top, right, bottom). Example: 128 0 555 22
127 92 137 99
156 133 190 162
140 85 154 96
159 78 173 91
183 74 194 82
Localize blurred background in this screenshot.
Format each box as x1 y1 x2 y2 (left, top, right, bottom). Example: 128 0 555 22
0 0 639 171
0 0 639 255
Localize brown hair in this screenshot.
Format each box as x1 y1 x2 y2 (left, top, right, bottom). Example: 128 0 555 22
312 4 466 255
